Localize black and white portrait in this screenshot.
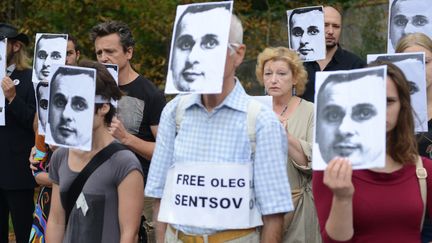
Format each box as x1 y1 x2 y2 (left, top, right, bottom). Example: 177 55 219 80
103 63 118 108
35 81 49 134
367 52 427 131
165 1 233 94
32 33 68 83
287 6 325 62
0 39 5 126
313 66 387 170
45 65 96 151
388 0 432 53
103 63 119 84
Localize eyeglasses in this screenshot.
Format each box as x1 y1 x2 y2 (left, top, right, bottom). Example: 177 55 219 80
228 43 241 55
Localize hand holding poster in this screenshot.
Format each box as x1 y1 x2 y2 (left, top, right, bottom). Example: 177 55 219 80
313 66 387 170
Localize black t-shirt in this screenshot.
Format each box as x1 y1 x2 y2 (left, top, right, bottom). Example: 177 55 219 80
301 46 366 102
117 75 166 180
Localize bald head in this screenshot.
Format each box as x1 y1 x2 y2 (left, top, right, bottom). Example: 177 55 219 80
324 6 342 49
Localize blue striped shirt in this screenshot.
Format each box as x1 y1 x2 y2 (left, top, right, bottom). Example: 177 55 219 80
145 80 293 234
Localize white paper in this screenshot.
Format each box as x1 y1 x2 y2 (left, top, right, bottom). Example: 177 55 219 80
165 1 233 94
32 33 68 83
367 52 428 132
387 0 432 53
45 65 96 151
287 6 325 62
313 66 387 170
158 162 263 229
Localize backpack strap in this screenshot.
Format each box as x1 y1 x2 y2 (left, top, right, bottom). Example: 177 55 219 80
246 99 262 160
175 95 193 133
416 156 428 229
64 142 128 225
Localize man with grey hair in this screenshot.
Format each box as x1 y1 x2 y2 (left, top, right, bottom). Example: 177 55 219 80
145 11 292 243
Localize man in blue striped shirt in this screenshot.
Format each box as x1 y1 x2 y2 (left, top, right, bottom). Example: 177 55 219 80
145 11 293 243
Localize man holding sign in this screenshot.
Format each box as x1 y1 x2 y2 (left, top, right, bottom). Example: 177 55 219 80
145 3 292 243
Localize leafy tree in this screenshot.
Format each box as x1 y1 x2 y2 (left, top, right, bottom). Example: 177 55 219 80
1 0 387 92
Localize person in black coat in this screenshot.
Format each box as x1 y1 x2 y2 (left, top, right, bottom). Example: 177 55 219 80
0 23 36 243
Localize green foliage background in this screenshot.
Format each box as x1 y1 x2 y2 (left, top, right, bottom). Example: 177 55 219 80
0 0 388 93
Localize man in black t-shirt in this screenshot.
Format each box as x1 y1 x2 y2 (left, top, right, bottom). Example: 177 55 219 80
90 21 166 232
301 6 365 102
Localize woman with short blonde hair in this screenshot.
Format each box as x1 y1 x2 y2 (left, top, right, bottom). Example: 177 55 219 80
256 46 320 243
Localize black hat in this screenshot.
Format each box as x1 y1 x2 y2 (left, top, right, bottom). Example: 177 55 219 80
0 23 29 46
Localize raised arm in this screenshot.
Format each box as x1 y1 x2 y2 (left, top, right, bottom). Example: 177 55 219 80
323 157 354 241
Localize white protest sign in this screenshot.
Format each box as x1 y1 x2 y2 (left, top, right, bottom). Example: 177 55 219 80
158 162 263 229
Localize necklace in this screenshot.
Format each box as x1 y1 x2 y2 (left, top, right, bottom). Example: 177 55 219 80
280 105 289 116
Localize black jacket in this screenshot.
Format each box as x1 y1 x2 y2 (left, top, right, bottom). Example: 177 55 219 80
0 68 36 189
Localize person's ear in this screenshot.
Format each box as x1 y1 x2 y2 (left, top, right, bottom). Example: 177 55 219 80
76 50 81 61
125 46 133 61
96 103 110 116
233 44 246 67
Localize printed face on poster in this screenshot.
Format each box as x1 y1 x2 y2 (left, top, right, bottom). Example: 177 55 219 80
367 52 427 132
0 39 6 126
287 6 325 62
32 33 68 83
388 0 432 53
35 81 49 134
313 66 387 170
103 63 118 108
165 1 233 94
45 65 96 151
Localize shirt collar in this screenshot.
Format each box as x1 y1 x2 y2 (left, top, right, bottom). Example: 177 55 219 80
184 77 249 113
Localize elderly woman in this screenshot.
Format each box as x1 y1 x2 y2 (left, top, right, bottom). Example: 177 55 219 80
256 46 320 243
396 32 432 243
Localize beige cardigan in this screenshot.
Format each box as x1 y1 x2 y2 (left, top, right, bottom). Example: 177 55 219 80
282 99 322 243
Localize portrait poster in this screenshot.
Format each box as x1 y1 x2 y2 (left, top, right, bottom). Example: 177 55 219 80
165 1 233 94
312 66 387 170
45 65 96 151
34 81 49 135
32 33 68 83
0 39 6 126
103 63 118 108
367 52 427 132
387 0 432 53
287 6 325 62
